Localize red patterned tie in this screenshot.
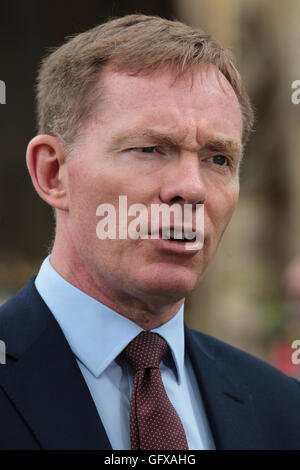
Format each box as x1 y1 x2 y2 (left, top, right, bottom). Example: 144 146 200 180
121 331 189 450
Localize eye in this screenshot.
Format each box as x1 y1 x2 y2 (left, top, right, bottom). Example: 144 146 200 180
127 146 167 159
211 155 228 166
138 147 157 153
132 146 166 156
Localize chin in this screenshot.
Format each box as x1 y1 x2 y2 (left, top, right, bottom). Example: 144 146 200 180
136 263 199 302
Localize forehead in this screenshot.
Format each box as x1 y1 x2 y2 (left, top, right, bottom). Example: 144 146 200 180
91 64 242 146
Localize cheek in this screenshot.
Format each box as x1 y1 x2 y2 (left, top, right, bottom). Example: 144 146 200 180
207 182 239 234
66 163 101 244
67 157 115 213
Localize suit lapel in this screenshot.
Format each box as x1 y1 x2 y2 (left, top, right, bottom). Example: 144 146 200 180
0 278 112 450
185 326 264 450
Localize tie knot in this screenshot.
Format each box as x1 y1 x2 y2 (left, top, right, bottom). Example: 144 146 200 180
122 331 167 371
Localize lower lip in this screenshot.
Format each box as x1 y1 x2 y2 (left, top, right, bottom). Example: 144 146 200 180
148 236 203 254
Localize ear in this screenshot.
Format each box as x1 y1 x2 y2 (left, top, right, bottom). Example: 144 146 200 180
26 135 69 211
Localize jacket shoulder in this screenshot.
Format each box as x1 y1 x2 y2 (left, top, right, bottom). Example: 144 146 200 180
187 326 300 392
0 277 52 358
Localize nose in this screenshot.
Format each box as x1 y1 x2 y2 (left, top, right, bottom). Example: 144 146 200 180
159 152 206 206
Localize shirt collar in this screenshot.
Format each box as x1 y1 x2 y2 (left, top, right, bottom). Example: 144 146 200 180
35 256 185 384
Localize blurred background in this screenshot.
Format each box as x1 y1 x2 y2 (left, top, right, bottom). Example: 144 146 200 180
1 0 300 375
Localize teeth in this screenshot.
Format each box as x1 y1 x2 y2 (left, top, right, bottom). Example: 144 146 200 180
169 228 183 240
184 230 196 240
161 228 196 241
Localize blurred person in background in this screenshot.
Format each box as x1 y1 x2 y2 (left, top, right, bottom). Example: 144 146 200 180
0 14 300 450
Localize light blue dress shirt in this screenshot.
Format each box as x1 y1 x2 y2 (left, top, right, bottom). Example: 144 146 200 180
35 256 215 450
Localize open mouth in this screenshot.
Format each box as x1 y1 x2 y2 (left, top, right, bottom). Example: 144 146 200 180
161 228 196 243
147 227 203 252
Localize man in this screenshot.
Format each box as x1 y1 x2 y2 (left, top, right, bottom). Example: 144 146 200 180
0 14 299 450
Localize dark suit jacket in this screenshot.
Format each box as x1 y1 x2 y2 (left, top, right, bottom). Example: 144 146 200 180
0 277 300 450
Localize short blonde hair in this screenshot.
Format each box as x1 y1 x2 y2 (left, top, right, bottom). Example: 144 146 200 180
37 14 254 149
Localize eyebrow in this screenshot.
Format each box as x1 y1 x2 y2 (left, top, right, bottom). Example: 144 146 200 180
109 129 177 152
201 138 242 160
110 129 242 159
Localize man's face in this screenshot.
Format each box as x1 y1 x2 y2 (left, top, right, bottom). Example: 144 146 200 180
64 65 242 306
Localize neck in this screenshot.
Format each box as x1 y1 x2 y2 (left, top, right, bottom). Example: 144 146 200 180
50 232 185 330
